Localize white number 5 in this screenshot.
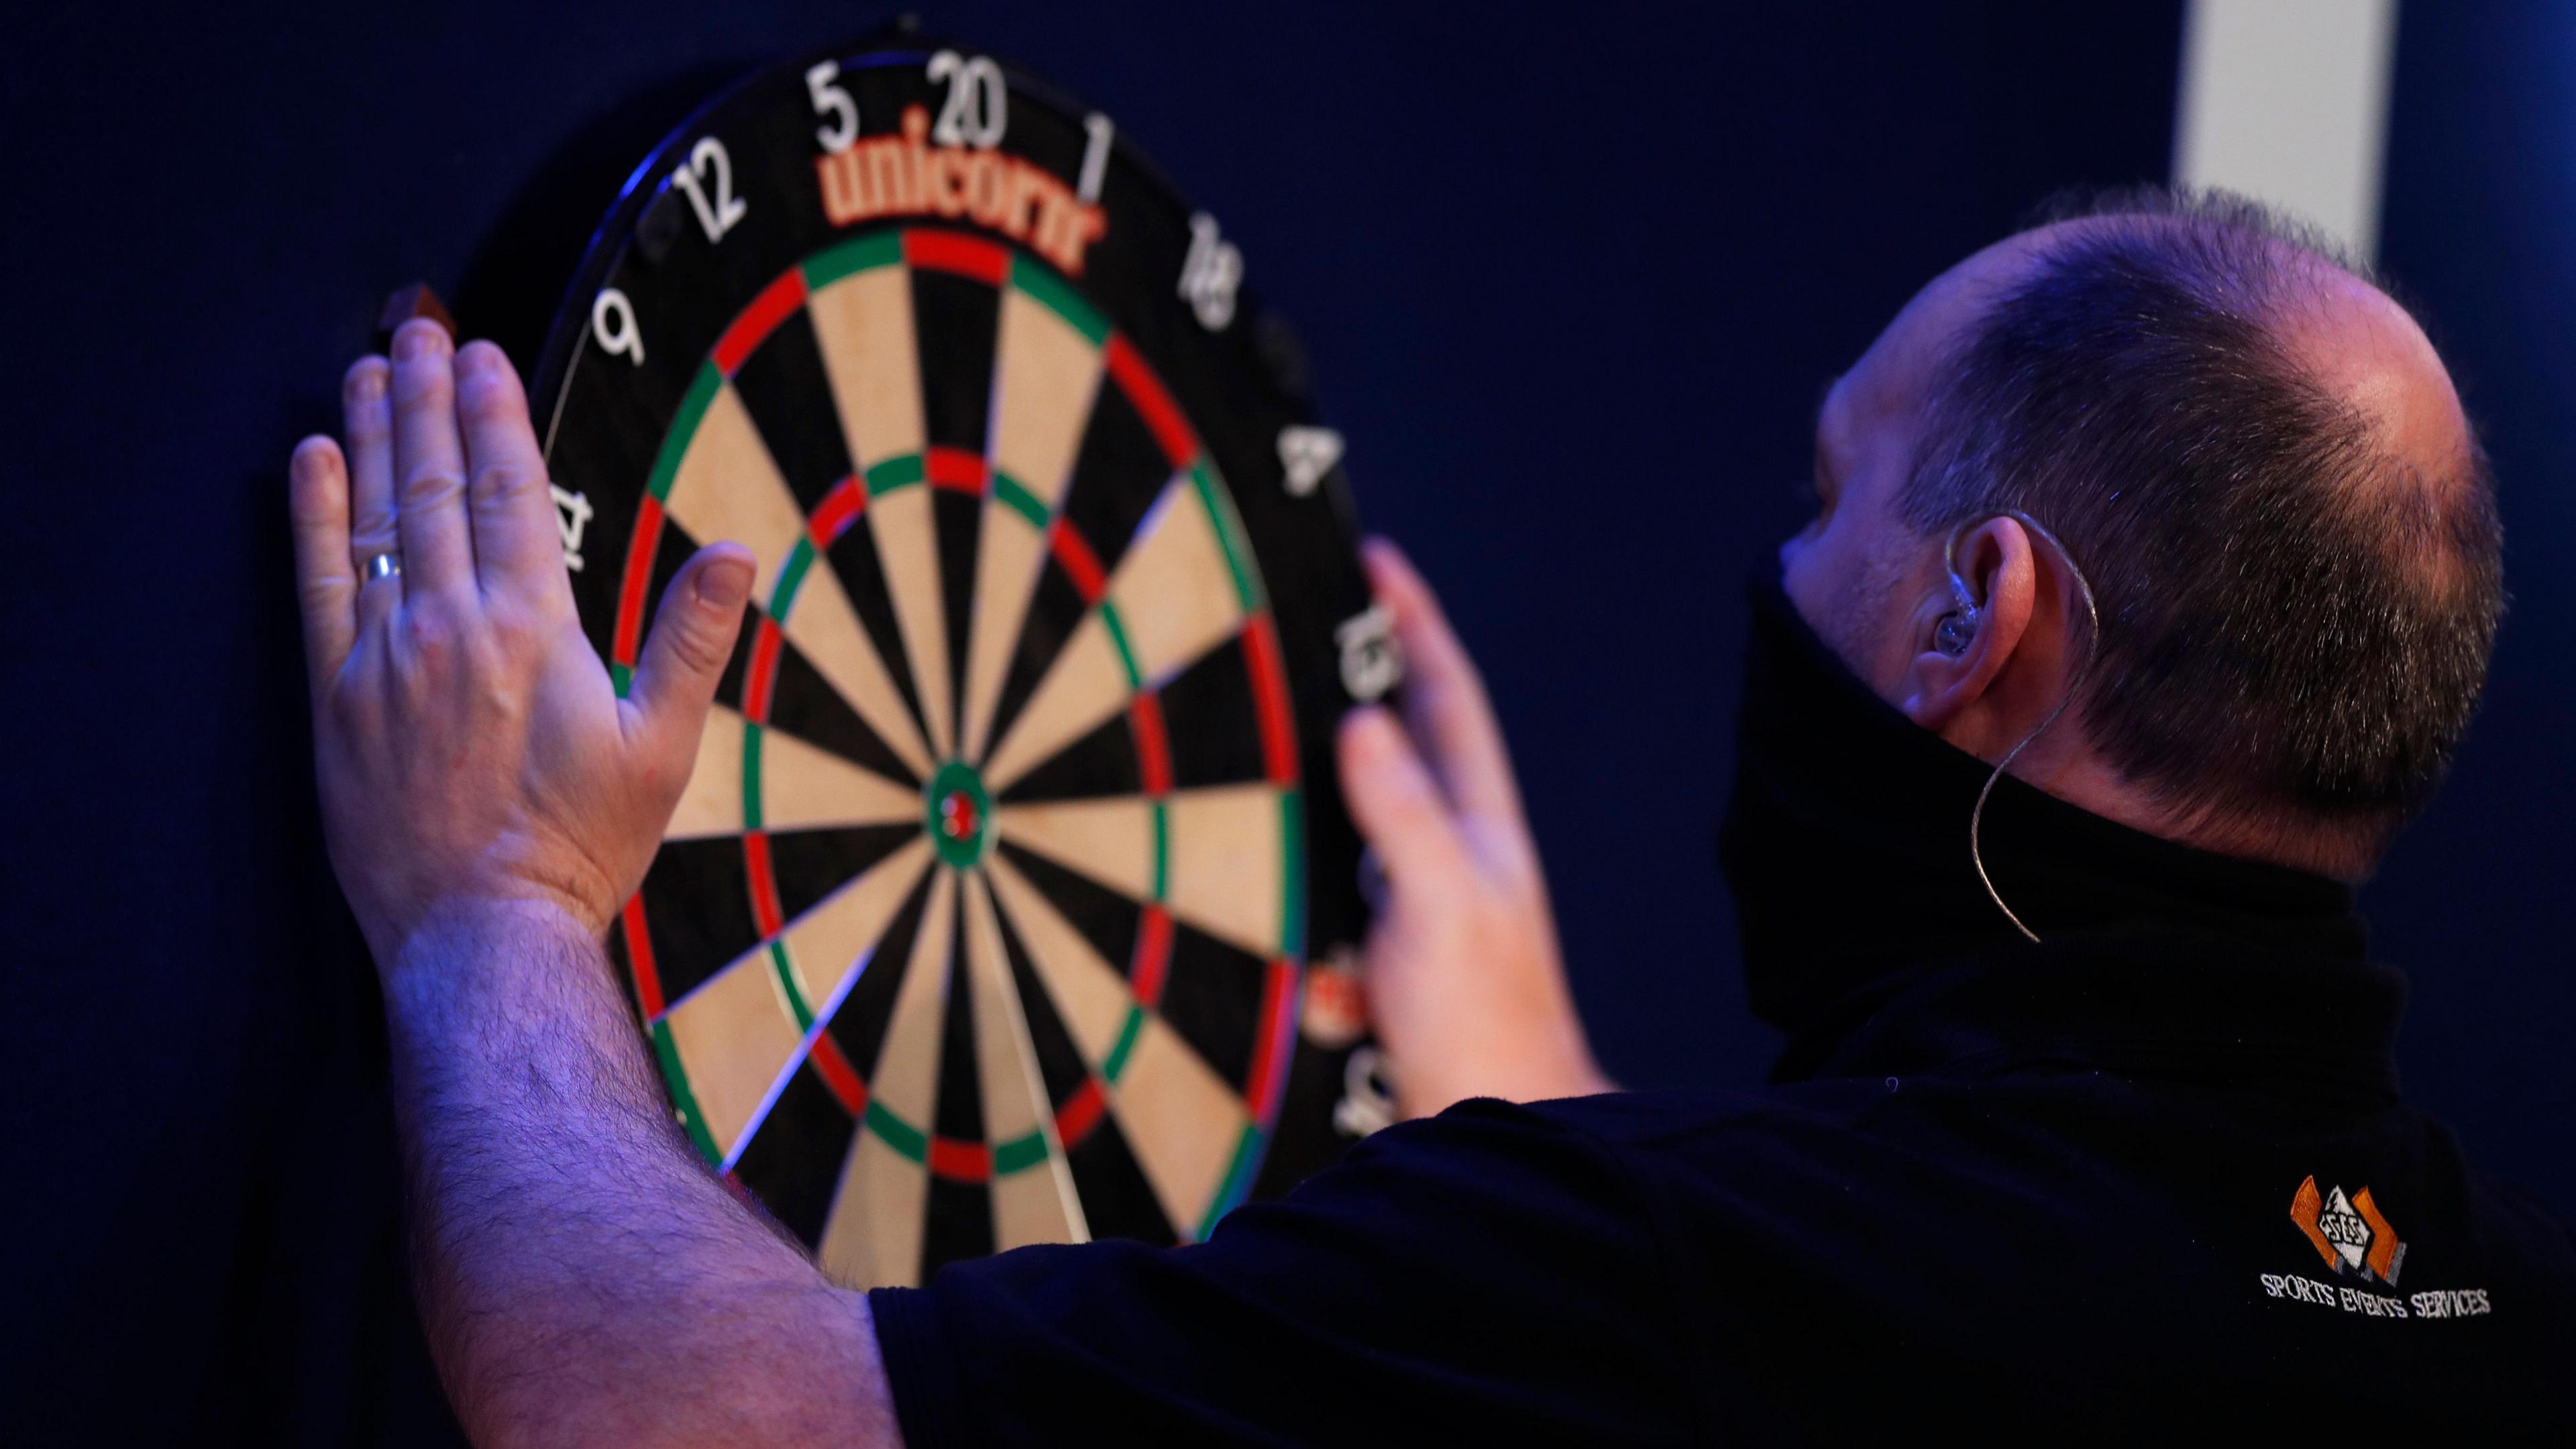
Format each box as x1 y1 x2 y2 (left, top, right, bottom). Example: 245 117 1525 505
806 60 859 153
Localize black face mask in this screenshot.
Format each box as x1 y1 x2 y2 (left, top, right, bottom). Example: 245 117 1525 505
1716 569 2363 1039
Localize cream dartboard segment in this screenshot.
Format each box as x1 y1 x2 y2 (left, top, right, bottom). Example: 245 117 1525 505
529 25 1397 1288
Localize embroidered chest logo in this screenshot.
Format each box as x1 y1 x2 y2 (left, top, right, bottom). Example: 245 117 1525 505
2290 1174 2405 1286
2261 1177 2489 1318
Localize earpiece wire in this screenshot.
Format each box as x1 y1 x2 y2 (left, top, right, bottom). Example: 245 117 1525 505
1948 511 2102 943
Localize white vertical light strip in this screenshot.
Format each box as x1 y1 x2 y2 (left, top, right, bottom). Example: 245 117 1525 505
2173 0 2401 261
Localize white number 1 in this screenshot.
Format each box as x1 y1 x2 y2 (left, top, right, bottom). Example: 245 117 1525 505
1078 112 1114 204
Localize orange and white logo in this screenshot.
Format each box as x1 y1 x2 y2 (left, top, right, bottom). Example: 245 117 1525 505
2290 1175 2406 1287
814 105 1108 276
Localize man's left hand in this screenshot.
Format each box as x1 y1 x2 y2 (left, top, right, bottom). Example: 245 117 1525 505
1336 540 1613 1118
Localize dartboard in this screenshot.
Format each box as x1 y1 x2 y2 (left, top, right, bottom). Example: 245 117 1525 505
527 25 1398 1288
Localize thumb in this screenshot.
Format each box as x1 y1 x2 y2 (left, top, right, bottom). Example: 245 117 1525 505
1338 705 1469 900
629 543 755 769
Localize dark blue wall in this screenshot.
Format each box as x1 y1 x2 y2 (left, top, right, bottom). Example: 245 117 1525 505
4 3 2562 1441
2371 0 2576 1234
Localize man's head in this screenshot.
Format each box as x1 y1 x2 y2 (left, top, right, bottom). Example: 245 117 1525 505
1780 188 2503 880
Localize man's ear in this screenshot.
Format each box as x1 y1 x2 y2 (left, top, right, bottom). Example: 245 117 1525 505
1899 517 2036 733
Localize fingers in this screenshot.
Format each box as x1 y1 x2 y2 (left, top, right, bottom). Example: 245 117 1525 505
343 357 402 634
628 544 756 773
1362 538 1524 822
389 319 476 598
1338 705 1470 902
290 436 358 690
456 342 569 608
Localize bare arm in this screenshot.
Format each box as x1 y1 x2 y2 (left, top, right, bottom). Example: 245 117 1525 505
284 305 1597 1441
384 900 898 1446
290 323 900 1447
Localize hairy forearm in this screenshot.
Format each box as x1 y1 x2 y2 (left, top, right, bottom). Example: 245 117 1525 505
382 900 898 1447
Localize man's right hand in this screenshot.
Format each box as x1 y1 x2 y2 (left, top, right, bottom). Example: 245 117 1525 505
1336 540 1613 1119
290 321 751 968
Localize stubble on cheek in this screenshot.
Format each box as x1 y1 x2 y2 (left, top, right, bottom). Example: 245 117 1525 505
1796 531 1917 700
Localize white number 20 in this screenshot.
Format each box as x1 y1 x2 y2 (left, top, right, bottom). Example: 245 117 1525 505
926 50 1007 148
669 137 747 244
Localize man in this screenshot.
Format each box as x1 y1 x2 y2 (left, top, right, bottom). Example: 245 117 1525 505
286 189 2573 1444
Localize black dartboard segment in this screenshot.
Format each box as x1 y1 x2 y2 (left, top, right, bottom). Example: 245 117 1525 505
538 28 1396 1287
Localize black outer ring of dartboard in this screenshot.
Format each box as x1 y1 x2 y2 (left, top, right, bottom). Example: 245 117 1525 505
523 23 1386 1205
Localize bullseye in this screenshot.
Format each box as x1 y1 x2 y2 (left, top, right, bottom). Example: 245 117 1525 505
938 790 978 843
924 759 991 869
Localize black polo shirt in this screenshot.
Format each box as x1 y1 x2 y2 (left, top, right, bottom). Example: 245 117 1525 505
868 586 2576 1440
869 922 2576 1441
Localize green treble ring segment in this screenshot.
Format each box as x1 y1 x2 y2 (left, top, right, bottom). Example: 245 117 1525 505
925 759 993 869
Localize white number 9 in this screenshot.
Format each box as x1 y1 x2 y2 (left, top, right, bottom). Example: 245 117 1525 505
806 60 859 153
591 288 644 366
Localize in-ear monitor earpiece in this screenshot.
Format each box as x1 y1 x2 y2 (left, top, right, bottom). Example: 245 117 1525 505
1935 553 1983 656
1937 511 2104 945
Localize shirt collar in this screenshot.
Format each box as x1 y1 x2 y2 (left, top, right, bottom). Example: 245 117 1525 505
1719 572 2394 1093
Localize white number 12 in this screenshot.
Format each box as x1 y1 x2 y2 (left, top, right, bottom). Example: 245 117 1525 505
669 137 747 244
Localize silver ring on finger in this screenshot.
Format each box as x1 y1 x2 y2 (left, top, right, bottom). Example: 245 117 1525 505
362 551 405 584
